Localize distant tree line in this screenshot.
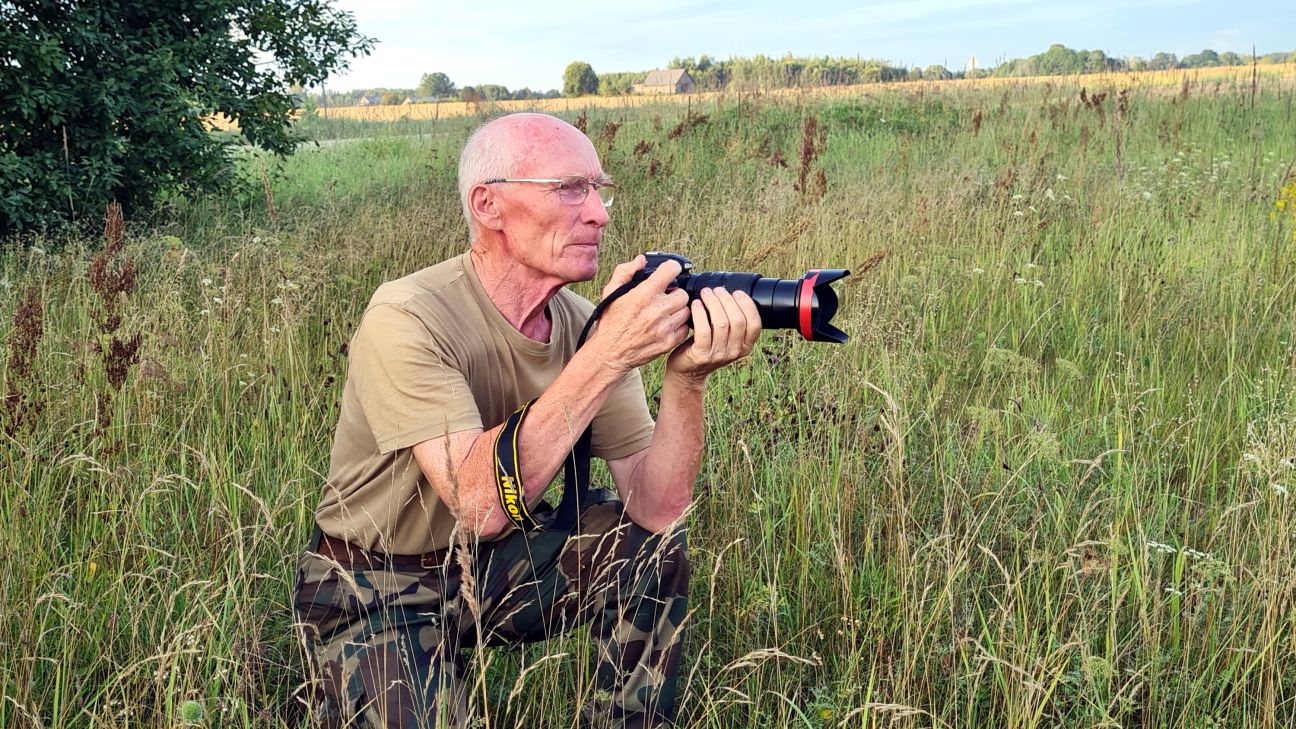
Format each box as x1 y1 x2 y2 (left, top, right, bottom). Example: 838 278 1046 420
992 44 1296 78
307 72 560 107
318 45 1296 107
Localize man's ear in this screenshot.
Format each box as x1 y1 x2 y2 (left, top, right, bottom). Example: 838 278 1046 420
469 185 505 233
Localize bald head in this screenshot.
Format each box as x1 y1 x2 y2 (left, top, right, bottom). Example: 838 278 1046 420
457 113 596 242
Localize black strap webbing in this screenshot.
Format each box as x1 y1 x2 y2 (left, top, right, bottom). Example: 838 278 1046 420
493 399 543 531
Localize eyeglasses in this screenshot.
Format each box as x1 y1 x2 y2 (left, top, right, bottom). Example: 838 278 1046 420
483 175 616 208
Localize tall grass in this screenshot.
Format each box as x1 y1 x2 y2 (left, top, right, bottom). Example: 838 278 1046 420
3 71 1296 727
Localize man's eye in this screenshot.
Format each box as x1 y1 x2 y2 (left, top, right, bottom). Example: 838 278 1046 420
560 180 586 193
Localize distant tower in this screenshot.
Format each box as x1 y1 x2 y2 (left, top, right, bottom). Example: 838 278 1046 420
968 55 979 78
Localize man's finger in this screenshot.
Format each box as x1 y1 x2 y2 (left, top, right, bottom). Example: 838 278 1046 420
601 255 646 299
638 259 684 296
690 299 712 354
734 290 762 351
663 288 690 312
711 288 746 356
701 288 731 349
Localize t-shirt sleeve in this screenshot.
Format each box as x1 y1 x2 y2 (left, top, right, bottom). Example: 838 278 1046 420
590 366 656 460
348 303 483 454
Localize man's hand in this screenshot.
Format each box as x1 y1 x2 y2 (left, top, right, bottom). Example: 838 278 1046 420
588 255 692 372
665 287 762 385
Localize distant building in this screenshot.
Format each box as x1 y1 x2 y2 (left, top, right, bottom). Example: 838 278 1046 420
356 95 382 106
634 69 695 95
402 96 441 105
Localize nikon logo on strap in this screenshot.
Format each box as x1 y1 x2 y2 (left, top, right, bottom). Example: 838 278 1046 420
493 400 542 531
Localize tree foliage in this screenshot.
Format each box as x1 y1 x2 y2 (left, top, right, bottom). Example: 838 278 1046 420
0 0 373 233
562 61 599 97
416 72 456 98
992 44 1294 79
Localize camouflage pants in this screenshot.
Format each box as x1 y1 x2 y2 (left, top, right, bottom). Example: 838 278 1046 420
292 497 690 728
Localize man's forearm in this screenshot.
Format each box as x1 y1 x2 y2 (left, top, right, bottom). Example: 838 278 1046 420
623 371 706 533
456 345 628 538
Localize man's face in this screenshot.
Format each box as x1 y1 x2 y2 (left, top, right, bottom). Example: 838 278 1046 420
493 122 610 285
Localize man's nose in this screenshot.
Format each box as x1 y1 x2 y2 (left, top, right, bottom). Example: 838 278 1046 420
581 189 610 226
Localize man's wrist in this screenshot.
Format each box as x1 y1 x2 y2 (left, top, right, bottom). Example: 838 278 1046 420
663 367 708 393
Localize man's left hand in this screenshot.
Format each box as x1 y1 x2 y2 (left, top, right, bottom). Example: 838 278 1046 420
665 287 762 384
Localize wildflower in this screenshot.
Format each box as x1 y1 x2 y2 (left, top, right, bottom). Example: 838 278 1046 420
1183 548 1210 560
1015 276 1028 284
200 309 211 316
972 267 985 274
1142 191 1153 200
87 561 98 578
984 346 1040 378
1164 586 1184 597
1053 358 1083 381
212 297 223 305
1272 483 1289 497
1147 541 1177 554
269 326 281 333
1012 194 1023 201
1025 428 1062 463
1034 279 1044 287
1055 174 1068 181
201 278 213 286
819 708 834 720
1013 210 1024 217
1044 188 1056 200
270 297 283 305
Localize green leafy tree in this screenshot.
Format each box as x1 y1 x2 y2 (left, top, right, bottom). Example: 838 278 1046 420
0 0 373 233
1218 51 1245 66
1181 49 1221 67
924 64 953 80
417 72 457 98
563 61 599 97
476 84 510 101
1148 52 1179 70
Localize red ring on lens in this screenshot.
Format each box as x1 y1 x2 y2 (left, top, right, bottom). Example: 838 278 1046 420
799 272 820 340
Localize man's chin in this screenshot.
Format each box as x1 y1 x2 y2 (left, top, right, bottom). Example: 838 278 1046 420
567 245 600 281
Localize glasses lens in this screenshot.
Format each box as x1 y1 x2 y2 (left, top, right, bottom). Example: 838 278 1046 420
595 184 615 208
556 177 590 205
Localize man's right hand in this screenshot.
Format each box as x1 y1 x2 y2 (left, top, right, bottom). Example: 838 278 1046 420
589 254 691 372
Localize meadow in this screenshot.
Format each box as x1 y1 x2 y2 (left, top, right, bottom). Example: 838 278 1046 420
3 67 1296 728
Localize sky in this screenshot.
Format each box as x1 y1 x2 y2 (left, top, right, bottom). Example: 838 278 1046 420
327 0 1292 92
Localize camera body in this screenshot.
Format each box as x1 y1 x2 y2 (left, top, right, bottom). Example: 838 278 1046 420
631 252 849 343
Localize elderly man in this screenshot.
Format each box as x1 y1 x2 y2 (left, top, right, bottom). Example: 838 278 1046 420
293 112 760 728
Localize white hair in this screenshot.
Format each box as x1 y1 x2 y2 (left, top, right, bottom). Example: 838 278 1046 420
457 115 532 243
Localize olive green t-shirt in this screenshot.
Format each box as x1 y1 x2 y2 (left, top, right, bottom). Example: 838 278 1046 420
315 252 656 554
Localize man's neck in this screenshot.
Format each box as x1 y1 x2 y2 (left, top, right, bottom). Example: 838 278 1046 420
470 248 560 343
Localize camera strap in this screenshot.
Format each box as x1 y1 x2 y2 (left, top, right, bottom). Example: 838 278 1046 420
493 399 543 531
493 280 640 533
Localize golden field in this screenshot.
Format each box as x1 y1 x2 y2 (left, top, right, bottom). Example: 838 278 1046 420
206 63 1296 131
